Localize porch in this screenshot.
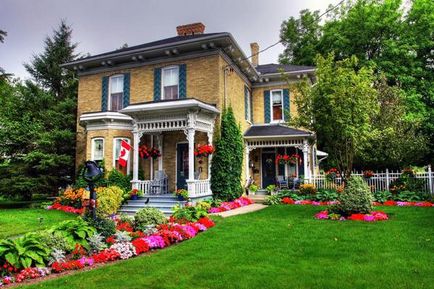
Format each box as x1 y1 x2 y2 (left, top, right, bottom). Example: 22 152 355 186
120 99 219 199
244 124 316 190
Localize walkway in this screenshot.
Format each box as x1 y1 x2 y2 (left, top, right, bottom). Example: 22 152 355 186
210 203 267 218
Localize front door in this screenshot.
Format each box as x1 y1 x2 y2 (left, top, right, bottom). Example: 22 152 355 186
176 143 189 190
262 152 276 188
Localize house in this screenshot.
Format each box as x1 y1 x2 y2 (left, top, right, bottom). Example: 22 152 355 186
63 22 318 202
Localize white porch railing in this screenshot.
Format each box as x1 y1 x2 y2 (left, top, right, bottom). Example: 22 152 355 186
310 166 434 194
187 179 212 198
132 180 152 194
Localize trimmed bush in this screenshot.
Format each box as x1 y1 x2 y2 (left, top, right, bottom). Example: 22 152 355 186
106 169 132 193
134 208 167 231
96 186 124 217
330 176 373 216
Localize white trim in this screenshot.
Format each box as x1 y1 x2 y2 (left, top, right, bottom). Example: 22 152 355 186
80 111 133 122
113 137 131 175
270 89 284 123
121 99 219 114
91 137 104 162
244 134 313 139
245 87 252 122
161 65 180 100
108 74 124 112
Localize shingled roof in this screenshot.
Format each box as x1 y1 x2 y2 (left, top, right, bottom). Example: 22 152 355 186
244 124 313 137
256 63 315 75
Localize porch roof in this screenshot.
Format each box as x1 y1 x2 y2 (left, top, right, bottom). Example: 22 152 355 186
244 124 313 139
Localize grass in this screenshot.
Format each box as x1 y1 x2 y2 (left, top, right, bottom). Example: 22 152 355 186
0 208 76 239
19 205 434 289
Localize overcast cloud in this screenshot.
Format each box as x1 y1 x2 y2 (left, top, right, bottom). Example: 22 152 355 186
0 0 337 79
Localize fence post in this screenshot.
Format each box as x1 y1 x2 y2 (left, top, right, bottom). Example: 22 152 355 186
428 165 433 195
386 168 390 191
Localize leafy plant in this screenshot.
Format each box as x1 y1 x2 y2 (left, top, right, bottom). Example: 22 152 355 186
278 190 306 201
50 219 96 250
48 248 66 265
37 230 73 253
264 195 282 205
96 186 124 217
389 169 425 194
87 233 107 254
196 201 211 212
394 191 423 202
266 185 276 194
330 176 373 216
83 214 116 238
372 190 392 203
248 184 259 193
134 208 167 231
106 169 132 193
171 205 208 222
314 189 339 202
114 231 132 243
0 234 50 268
299 184 317 195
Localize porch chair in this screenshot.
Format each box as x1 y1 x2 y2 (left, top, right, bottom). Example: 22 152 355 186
150 170 168 195
276 175 289 190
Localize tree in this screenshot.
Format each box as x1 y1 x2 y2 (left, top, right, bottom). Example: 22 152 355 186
0 30 6 43
211 107 244 201
290 54 378 180
0 21 78 200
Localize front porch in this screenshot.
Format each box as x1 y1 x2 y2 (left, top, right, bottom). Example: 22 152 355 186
120 99 219 199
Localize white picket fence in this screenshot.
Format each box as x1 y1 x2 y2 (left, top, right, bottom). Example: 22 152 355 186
310 166 434 194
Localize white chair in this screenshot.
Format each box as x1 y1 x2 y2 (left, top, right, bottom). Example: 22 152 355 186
150 170 168 195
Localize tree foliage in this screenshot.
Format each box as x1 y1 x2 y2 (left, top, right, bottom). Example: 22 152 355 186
290 54 378 179
280 0 433 164
211 107 244 201
0 21 78 199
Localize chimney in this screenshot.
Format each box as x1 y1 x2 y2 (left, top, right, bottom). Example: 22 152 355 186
176 22 205 36
250 42 259 67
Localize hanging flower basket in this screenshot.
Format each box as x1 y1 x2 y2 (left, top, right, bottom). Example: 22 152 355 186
139 145 161 159
363 170 374 179
275 154 301 165
325 168 339 181
194 144 214 158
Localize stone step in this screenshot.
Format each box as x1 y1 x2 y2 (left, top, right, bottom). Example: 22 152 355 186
249 194 267 204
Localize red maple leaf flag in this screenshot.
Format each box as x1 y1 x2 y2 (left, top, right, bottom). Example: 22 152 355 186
118 140 132 167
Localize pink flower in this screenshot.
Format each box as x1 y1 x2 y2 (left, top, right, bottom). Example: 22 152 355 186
363 215 375 222
312 201 321 206
315 210 329 219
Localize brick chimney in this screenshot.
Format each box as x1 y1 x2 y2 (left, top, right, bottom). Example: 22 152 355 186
250 42 259 67
176 23 205 36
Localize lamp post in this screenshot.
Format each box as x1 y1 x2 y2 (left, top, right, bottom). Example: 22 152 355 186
82 161 103 219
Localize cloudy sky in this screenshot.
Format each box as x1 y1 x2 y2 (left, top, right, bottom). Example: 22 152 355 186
0 0 337 79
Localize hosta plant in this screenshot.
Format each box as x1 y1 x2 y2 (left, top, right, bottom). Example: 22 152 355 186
0 234 50 269
50 219 96 250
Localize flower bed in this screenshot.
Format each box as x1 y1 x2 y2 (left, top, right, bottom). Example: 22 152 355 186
47 203 84 214
278 197 433 207
208 197 254 213
315 210 389 222
0 217 215 287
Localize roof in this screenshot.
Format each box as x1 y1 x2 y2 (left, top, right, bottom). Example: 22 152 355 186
76 33 226 62
256 63 315 75
244 124 313 138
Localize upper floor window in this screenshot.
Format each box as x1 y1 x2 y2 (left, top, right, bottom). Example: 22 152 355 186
162 66 179 100
109 75 124 111
91 138 104 166
245 88 252 122
113 137 130 175
271 89 283 122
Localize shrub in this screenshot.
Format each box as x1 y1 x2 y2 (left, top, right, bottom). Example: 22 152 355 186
51 219 96 250
330 176 373 216
196 201 211 212
372 190 392 203
389 168 425 194
314 189 339 202
37 230 73 253
0 234 50 269
278 190 306 201
96 186 124 217
299 184 317 195
394 191 427 202
171 205 208 222
266 185 276 194
264 195 282 205
134 208 167 231
55 187 86 208
106 169 132 193
83 214 116 238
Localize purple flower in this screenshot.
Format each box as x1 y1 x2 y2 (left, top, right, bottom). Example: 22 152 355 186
312 201 321 206
363 215 375 222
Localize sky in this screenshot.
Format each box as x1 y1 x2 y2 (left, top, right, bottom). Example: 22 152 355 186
0 0 337 79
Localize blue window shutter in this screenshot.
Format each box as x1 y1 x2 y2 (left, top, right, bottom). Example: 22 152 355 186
101 76 109 111
264 90 270 123
244 86 248 120
179 64 187 98
123 73 130 108
154 68 161 101
283 89 290 121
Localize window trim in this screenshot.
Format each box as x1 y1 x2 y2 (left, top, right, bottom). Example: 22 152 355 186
161 65 180 100
91 138 104 162
108 74 124 111
113 137 131 174
245 87 252 123
270 89 284 123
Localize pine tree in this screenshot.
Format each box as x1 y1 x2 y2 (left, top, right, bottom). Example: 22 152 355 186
210 107 244 201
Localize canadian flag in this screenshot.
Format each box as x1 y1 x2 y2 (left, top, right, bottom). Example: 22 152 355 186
118 140 131 167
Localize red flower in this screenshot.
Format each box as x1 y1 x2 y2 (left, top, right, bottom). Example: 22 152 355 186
281 197 295 204
131 238 150 254
198 217 215 228
194 144 214 157
348 214 365 221
116 222 134 232
383 200 396 206
106 235 116 245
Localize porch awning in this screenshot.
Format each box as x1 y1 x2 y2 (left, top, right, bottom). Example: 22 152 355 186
244 124 313 138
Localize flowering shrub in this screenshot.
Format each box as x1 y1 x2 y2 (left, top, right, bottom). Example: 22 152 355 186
363 170 374 178
299 184 317 195
131 238 150 254
275 154 301 165
194 144 214 157
91 249 120 263
143 235 166 249
139 145 161 159
116 222 134 232
325 168 338 181
208 196 254 213
197 217 215 229
315 210 388 222
109 242 136 260
55 187 87 209
47 203 84 214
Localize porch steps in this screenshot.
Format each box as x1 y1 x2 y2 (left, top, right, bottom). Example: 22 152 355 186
249 194 267 204
118 194 185 217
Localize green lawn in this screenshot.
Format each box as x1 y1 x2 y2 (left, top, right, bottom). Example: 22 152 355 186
0 209 76 239
20 205 434 289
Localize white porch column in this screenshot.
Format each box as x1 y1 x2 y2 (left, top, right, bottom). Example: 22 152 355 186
187 128 195 181
207 132 213 180
150 135 154 180
157 133 163 171
302 139 310 182
132 127 140 189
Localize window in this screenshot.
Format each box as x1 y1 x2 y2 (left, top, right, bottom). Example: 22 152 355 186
271 90 283 121
91 138 104 166
162 66 179 100
109 75 124 111
245 88 252 122
113 138 130 175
